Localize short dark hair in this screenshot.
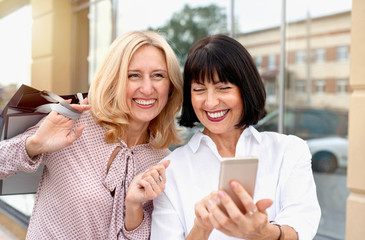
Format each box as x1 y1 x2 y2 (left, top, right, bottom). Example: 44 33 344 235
179 34 266 128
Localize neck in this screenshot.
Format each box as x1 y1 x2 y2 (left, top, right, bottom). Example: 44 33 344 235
203 128 244 158
122 122 149 147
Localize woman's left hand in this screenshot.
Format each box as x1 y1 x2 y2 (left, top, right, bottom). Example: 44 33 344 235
207 181 274 239
126 160 170 204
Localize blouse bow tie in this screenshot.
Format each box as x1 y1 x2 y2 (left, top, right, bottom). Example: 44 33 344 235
103 146 133 192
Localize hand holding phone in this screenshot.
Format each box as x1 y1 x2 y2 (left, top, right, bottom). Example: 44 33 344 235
218 156 258 213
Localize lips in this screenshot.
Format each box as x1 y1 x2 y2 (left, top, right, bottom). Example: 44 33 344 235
206 109 229 121
133 98 156 108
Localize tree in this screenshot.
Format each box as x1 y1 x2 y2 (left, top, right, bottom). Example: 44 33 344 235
149 4 227 66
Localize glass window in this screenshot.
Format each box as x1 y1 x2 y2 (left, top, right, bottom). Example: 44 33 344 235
0 5 34 219
336 79 347 94
315 79 326 94
268 54 276 70
295 50 306 64
315 48 326 63
295 80 306 94
337 45 349 61
255 56 262 68
88 0 112 84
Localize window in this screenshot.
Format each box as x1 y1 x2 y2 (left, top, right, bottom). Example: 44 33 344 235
337 45 349 61
336 79 347 94
295 50 306 64
315 79 326 94
0 4 35 221
315 48 326 63
255 56 262 68
268 54 276 70
295 80 305 94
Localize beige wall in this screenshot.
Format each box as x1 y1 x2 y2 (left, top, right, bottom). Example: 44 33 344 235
30 0 89 94
31 0 72 94
346 0 365 238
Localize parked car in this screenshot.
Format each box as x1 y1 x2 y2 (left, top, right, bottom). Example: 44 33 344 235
255 107 348 173
255 107 348 140
306 136 348 173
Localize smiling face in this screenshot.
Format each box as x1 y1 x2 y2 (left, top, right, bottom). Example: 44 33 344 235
191 74 244 137
126 45 171 128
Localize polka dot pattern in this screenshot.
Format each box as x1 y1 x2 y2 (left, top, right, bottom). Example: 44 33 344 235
0 111 170 239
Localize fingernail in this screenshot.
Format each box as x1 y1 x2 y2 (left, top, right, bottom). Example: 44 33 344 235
218 191 226 199
208 200 214 207
231 181 238 190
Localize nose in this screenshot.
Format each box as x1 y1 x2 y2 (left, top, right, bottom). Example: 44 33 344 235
204 90 219 109
140 76 154 95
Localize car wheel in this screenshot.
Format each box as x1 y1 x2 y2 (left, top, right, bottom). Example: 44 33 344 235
312 151 338 173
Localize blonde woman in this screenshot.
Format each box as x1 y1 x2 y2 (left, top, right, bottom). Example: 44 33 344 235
0 31 183 239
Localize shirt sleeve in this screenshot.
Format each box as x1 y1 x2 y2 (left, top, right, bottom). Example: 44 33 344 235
0 125 44 179
274 136 321 240
151 184 186 239
120 201 153 240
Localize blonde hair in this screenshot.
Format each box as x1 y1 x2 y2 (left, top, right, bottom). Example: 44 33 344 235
88 31 183 149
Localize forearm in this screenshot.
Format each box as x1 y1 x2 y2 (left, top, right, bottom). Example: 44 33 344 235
124 201 144 231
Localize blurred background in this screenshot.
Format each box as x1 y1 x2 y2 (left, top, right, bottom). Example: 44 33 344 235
0 0 363 239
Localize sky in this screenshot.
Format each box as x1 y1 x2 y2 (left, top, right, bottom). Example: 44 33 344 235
0 0 352 88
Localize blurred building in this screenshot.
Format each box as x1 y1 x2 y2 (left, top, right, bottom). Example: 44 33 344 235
237 11 351 111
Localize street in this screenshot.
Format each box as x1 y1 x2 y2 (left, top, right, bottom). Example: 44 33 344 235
314 168 349 240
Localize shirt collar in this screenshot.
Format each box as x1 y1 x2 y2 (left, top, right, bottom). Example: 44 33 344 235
187 125 262 154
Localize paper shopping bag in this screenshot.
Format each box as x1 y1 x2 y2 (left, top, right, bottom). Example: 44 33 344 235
0 84 87 195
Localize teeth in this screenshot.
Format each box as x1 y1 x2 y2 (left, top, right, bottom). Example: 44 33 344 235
134 99 156 105
207 110 228 119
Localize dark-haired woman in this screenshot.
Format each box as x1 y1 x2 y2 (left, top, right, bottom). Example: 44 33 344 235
151 34 320 240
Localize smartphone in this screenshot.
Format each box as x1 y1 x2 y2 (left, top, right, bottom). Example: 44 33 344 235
218 156 258 213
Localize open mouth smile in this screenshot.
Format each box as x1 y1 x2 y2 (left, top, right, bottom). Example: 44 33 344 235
206 109 229 121
134 99 156 107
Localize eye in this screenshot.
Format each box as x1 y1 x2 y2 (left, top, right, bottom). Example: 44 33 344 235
128 73 140 79
152 73 165 79
191 83 205 92
220 86 232 90
192 87 205 92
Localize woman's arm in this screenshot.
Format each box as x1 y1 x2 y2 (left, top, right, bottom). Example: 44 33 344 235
122 161 170 239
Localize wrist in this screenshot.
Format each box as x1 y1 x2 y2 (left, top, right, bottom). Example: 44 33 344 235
270 221 284 240
187 223 212 240
125 197 143 212
25 136 43 158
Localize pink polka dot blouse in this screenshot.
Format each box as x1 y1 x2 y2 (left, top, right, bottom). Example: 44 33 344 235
0 111 170 239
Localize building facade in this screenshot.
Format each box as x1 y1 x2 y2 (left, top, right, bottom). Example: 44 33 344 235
237 11 351 111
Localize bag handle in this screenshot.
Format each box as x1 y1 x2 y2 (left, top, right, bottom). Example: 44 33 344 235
35 90 83 120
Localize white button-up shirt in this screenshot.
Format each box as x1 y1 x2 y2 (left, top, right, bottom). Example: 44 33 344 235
151 126 321 240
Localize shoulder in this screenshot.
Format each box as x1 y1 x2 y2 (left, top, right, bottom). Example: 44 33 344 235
258 130 308 150
255 130 311 166
135 144 171 162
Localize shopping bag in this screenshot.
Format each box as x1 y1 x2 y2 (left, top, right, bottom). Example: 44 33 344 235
0 84 87 195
